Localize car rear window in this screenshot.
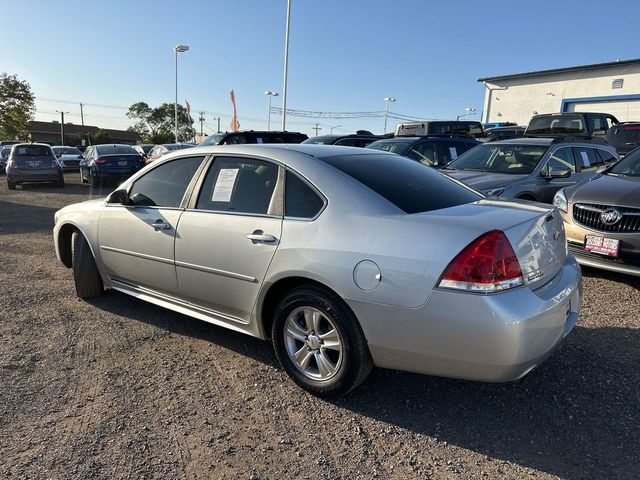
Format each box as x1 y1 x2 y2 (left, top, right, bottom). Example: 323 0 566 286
527 115 585 135
319 153 481 214
13 145 52 157
53 147 82 155
96 145 137 155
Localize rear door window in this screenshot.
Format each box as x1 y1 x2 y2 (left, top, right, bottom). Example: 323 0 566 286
573 147 603 171
196 157 279 215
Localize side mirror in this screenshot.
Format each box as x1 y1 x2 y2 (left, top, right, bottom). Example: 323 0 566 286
542 168 572 179
106 188 129 205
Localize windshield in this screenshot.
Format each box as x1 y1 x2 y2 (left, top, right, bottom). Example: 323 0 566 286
448 144 547 174
53 147 82 155
527 115 586 135
608 149 640 177
0 147 10 159
367 140 412 155
199 133 225 146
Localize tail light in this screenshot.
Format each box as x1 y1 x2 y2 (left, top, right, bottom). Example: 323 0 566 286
438 230 524 293
135 156 146 164
94 157 110 165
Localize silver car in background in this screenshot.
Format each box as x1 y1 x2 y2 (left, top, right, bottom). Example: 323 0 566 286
7 143 64 189
53 145 581 396
52 146 84 171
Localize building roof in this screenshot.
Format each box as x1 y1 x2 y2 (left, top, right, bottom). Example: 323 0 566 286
478 58 640 83
28 120 141 141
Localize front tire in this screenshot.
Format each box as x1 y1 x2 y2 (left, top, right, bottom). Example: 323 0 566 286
72 232 103 299
272 286 373 397
7 180 16 190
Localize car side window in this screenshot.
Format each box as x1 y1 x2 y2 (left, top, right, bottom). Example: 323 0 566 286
129 156 204 208
285 171 324 218
596 149 617 164
334 138 357 147
196 156 279 215
407 142 438 166
543 147 576 175
573 147 603 171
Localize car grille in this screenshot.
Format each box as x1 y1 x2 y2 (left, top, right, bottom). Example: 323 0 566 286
573 203 640 233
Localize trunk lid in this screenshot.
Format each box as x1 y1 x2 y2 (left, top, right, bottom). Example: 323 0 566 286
414 199 567 290
96 154 141 169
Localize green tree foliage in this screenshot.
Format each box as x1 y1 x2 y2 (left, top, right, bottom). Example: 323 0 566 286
127 102 195 143
0 73 36 140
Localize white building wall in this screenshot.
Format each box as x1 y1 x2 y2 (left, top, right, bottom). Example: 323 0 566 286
481 63 640 125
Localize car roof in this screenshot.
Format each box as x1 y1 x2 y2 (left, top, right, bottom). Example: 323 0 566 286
372 136 477 143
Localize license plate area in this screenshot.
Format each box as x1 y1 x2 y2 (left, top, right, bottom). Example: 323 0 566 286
584 235 619 257
27 161 41 168
118 161 128 166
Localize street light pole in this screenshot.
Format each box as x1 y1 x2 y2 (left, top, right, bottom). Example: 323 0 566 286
173 44 189 143
281 0 291 131
330 125 342 133
55 110 68 145
265 91 279 131
383 97 396 134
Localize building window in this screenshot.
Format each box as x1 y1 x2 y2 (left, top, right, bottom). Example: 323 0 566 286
612 79 624 89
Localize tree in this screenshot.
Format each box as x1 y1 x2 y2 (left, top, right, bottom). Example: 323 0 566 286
127 102 195 143
0 73 36 140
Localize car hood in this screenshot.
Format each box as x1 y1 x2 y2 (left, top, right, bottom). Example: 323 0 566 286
446 171 527 190
566 174 640 206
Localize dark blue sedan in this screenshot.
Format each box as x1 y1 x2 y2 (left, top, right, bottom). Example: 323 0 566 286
80 144 145 186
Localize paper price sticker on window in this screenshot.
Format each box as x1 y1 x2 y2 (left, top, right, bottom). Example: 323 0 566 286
579 151 590 167
212 168 239 202
449 147 458 160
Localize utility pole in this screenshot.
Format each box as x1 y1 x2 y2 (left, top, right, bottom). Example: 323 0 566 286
217 117 221 133
55 110 68 145
198 111 205 137
313 123 322 136
79 103 90 146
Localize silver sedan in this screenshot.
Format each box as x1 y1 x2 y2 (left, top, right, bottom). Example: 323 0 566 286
53 145 582 396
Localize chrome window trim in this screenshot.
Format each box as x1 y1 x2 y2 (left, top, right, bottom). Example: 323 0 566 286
183 208 282 220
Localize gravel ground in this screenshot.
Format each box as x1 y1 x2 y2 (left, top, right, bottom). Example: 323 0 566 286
1 173 639 480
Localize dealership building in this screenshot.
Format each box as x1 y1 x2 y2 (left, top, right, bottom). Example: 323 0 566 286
479 58 640 125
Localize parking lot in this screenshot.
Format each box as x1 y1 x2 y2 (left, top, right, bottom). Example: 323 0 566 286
0 174 638 479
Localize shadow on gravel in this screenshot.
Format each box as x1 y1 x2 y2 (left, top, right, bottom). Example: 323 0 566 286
88 291 638 479
336 326 640 479
581 265 640 289
0 201 60 234
17 179 113 197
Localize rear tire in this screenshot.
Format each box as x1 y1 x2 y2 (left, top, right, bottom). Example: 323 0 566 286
89 170 99 187
72 231 103 299
55 178 65 188
272 286 373 397
7 180 16 190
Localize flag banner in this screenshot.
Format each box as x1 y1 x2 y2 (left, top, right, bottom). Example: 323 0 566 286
230 90 240 132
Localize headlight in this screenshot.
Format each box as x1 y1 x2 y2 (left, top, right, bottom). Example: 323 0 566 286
482 186 505 197
553 189 568 213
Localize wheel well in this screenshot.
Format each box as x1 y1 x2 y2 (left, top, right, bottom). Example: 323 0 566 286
58 224 79 268
260 277 352 339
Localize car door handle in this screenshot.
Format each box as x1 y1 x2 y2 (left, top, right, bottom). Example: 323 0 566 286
151 220 172 231
246 231 277 243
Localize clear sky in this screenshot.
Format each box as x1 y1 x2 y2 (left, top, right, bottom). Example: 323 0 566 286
2 0 639 137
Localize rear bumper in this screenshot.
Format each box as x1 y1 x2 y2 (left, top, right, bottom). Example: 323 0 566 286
7 169 62 183
349 254 582 382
